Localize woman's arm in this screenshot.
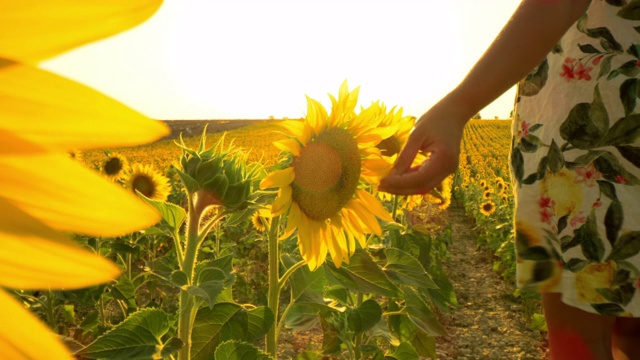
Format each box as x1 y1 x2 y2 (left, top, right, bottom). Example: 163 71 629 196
379 0 591 195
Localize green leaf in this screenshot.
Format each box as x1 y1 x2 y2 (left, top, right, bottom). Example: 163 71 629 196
617 145 640 167
594 151 640 184
585 27 624 53
284 303 337 331
191 303 248 360
511 147 524 184
520 59 549 96
576 211 605 261
618 1 640 20
620 78 638 116
282 254 326 304
170 270 189 287
174 167 201 194
214 340 273 360
347 299 382 334
566 258 589 272
605 201 624 246
599 55 613 79
402 287 446 336
518 246 551 261
187 267 227 308
579 44 601 53
246 307 274 342
137 192 186 231
110 276 137 311
608 231 640 260
383 248 438 291
385 342 419 360
324 250 401 297
602 114 640 146
592 303 625 316
160 337 183 358
547 139 564 173
597 180 619 201
560 86 609 149
76 308 170 359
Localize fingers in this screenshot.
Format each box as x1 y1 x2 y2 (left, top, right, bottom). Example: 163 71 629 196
380 150 455 195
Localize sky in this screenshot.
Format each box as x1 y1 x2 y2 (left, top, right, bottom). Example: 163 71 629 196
41 0 521 120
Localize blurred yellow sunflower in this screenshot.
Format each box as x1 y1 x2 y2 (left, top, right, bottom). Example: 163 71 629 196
0 1 165 359
480 201 496 216
101 152 129 180
260 81 393 270
126 163 171 202
251 207 272 233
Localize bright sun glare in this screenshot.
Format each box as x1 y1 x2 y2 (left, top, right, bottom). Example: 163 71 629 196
41 0 520 120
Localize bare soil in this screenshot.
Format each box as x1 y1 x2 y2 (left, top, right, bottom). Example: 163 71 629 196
435 202 550 360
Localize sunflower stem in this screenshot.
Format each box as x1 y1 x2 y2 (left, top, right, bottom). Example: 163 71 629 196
177 197 202 360
354 292 364 360
277 259 306 294
266 215 281 357
392 195 399 221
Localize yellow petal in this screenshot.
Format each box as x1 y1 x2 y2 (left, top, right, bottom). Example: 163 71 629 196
259 167 295 189
280 202 301 240
0 197 120 289
273 138 301 156
305 96 328 136
0 131 161 236
0 60 169 151
348 199 382 236
271 186 292 216
0 289 73 359
0 0 163 62
279 120 306 139
357 190 394 222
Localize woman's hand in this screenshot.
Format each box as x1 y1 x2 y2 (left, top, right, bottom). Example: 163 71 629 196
379 101 468 195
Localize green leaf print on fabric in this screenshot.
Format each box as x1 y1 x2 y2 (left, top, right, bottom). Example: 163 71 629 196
560 86 609 149
594 151 640 184
597 179 619 201
608 231 640 260
566 258 589 272
602 114 640 146
618 0 640 20
520 59 549 96
592 303 625 316
617 145 640 167
511 147 524 185
606 0 626 8
604 200 624 246
620 78 638 115
547 140 565 173
576 211 606 261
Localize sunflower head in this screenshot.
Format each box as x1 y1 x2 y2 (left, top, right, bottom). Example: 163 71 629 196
125 163 171 202
175 129 261 213
480 201 496 216
101 152 128 180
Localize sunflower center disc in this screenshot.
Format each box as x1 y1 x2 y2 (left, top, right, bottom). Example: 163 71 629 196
132 175 156 198
104 157 123 176
292 127 361 222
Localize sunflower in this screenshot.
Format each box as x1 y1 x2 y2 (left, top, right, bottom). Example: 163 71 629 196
483 189 493 199
0 1 165 358
480 201 496 216
260 81 393 270
251 207 271 233
101 152 129 180
126 163 171 202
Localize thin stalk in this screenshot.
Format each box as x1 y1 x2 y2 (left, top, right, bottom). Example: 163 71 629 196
392 195 400 221
275 291 295 344
353 292 364 360
266 215 281 357
173 228 184 268
177 195 200 360
46 290 56 331
277 260 306 294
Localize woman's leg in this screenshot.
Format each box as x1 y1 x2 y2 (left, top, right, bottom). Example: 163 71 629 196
542 293 616 360
612 317 640 360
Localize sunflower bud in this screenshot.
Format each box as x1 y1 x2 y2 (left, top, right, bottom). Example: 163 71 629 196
174 128 258 213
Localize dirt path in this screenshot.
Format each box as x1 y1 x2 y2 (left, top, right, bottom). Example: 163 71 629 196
435 202 550 360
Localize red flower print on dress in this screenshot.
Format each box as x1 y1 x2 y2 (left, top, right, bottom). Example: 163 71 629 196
615 175 629 184
560 58 593 81
575 163 602 187
516 119 531 139
570 211 586 228
538 195 556 226
592 199 603 209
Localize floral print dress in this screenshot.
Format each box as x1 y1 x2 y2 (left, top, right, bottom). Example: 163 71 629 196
511 1 640 316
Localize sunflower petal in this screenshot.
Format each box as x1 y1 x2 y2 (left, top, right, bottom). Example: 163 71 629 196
273 138 301 156
348 199 382 236
0 0 163 62
280 202 301 240
259 167 295 189
271 186 292 216
0 289 74 359
305 96 328 136
0 197 120 289
0 61 169 151
0 132 161 236
357 190 393 222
